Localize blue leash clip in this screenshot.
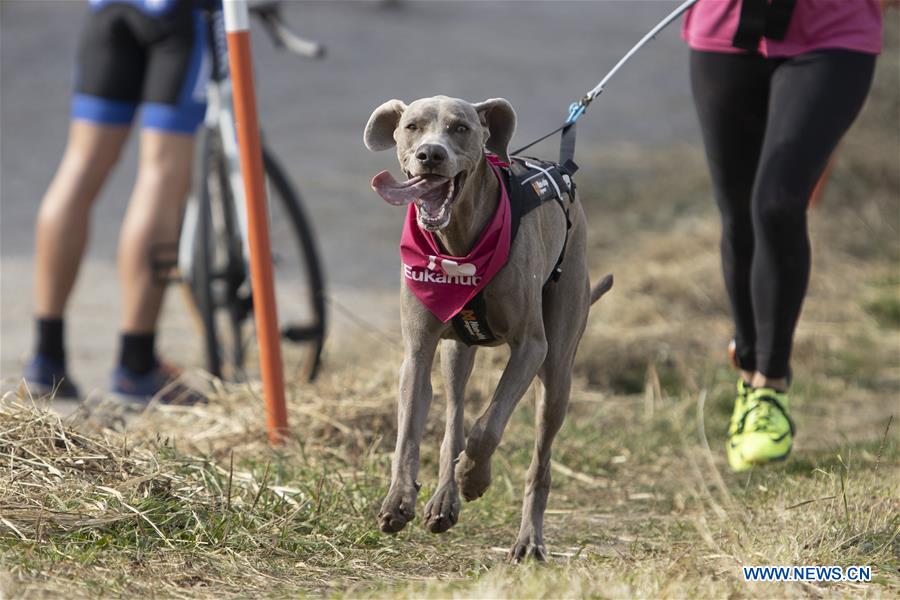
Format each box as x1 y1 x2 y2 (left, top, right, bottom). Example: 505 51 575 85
566 102 586 125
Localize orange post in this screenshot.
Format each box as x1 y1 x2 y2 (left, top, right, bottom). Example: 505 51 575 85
223 0 288 444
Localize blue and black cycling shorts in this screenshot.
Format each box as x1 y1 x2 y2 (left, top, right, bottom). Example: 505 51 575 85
72 0 210 134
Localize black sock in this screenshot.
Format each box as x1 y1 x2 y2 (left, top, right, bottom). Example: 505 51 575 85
36 318 65 364
119 332 157 376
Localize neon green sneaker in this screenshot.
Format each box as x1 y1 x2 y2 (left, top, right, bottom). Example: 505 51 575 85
727 386 794 472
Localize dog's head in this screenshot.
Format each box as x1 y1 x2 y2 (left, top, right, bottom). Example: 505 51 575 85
364 96 516 231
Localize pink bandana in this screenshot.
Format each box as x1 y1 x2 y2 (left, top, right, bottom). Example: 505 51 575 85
400 156 511 322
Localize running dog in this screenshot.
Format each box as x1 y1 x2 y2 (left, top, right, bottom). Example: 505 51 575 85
364 96 611 562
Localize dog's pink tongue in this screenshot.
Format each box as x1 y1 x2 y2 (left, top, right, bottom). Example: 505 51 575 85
371 171 446 206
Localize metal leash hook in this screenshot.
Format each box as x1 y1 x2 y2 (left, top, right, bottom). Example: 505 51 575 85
566 89 600 125
566 101 587 125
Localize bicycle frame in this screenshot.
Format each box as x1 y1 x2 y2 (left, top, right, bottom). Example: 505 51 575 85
179 8 250 283
179 2 325 284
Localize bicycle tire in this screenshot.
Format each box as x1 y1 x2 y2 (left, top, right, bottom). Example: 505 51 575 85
262 146 327 382
191 127 246 379
190 133 327 383
191 126 223 378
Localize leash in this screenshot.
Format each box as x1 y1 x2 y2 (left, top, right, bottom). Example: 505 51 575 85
511 0 700 173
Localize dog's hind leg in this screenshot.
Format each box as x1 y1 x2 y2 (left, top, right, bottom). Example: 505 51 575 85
379 334 440 534
509 221 590 563
506 352 575 563
456 330 548 503
424 340 477 533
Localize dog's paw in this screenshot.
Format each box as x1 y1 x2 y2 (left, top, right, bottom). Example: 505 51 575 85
455 450 492 501
423 483 460 533
378 485 418 533
506 538 548 564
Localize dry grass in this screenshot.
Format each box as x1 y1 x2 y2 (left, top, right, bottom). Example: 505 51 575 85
2 17 898 600
1 363 896 598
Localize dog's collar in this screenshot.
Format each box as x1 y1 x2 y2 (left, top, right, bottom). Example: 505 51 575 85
484 152 509 168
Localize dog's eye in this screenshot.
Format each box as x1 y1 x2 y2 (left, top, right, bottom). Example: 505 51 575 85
454 124 469 133
405 123 418 131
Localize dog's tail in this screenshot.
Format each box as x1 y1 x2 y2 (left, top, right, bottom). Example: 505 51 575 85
590 274 614 305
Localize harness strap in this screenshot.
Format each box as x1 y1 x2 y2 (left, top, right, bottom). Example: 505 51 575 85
733 0 797 51
558 123 578 175
521 159 573 283
732 0 768 51
509 123 579 175
510 124 567 157
765 0 797 40
548 194 572 283
450 292 496 345
450 158 575 346
523 161 565 200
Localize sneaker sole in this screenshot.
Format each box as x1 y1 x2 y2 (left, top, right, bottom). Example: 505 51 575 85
729 443 792 471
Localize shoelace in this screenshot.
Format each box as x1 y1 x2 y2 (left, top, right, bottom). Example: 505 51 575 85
737 394 795 436
747 401 775 433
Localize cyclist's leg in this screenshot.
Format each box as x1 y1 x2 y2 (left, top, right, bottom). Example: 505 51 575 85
117 130 194 338
28 3 142 391
34 122 130 320
114 3 208 383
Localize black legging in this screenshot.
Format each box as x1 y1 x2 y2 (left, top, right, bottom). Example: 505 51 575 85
690 49 875 379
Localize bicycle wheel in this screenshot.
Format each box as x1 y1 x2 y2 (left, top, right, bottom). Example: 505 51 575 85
191 127 248 380
190 132 327 382
261 146 327 382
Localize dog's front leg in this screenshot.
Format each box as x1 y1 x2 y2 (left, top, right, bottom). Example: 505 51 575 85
455 333 547 503
379 335 439 533
424 340 477 533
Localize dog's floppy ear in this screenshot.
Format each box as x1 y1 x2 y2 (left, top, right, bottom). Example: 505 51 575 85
364 99 407 151
473 98 516 163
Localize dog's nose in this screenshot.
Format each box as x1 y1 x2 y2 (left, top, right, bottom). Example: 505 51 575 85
415 144 447 169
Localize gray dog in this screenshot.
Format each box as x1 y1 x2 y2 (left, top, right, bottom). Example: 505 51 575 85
364 96 611 562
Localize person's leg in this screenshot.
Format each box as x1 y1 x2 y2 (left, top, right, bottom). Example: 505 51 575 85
115 129 194 374
27 120 130 396
34 122 130 320
110 4 208 403
721 50 877 472
26 2 145 397
689 50 773 381
750 50 876 387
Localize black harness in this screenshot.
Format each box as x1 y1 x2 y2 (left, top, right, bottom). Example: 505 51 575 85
450 157 576 346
